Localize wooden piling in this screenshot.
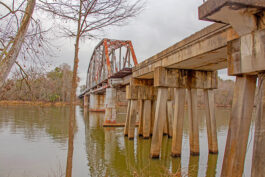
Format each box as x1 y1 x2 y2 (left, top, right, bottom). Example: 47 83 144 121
221 75 257 177
143 100 151 138
187 88 199 156
150 88 168 158
163 117 169 135
204 89 218 154
84 94 89 107
166 100 173 138
124 100 131 136
251 74 265 177
150 100 156 136
128 100 138 140
171 88 186 157
138 100 144 136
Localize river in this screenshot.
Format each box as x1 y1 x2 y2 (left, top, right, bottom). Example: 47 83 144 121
0 105 255 177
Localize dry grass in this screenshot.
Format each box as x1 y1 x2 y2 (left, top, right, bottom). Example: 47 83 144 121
0 100 80 106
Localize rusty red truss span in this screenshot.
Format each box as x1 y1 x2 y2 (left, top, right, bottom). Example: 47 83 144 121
86 39 138 91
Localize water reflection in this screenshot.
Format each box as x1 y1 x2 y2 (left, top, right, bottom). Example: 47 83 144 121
206 154 218 177
83 108 254 177
66 105 76 177
0 106 255 177
0 105 71 143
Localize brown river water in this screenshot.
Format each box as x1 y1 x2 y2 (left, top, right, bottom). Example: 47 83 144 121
0 105 255 177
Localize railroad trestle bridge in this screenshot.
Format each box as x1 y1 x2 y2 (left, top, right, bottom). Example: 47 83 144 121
81 0 265 176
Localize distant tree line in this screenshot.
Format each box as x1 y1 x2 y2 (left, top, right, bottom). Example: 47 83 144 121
0 63 77 102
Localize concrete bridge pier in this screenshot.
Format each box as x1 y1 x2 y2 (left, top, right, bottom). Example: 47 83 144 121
89 93 105 112
199 1 265 176
104 88 117 124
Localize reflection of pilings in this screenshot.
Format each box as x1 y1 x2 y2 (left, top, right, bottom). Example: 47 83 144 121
206 154 218 177
172 157 181 176
124 137 136 175
188 155 199 177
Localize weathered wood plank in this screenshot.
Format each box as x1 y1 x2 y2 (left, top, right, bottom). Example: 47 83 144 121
228 30 265 75
153 67 217 89
221 75 257 177
150 88 168 158
204 89 218 154
171 88 186 157
187 88 199 155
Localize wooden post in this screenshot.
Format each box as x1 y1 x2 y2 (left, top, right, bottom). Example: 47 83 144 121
171 88 186 157
221 75 257 177
124 100 131 136
143 100 151 138
251 73 265 177
150 88 168 158
204 89 218 154
187 88 199 155
163 117 169 135
84 94 89 107
150 100 156 135
167 100 173 138
138 100 144 136
128 100 138 140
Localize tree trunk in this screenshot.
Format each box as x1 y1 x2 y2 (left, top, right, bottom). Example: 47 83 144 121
65 3 82 177
0 0 36 89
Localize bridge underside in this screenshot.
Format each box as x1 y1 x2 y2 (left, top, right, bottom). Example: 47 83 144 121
133 23 238 79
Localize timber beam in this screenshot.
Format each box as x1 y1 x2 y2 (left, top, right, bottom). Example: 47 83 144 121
154 67 218 89
150 66 218 158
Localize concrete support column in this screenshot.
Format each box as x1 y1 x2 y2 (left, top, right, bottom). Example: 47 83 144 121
89 94 105 111
104 88 117 124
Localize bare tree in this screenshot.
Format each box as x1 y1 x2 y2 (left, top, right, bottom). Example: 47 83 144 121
0 0 36 88
0 0 53 91
38 1 144 177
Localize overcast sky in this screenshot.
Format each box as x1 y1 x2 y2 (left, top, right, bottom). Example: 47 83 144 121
51 0 233 87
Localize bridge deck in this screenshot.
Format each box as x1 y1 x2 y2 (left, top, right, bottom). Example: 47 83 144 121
133 23 239 79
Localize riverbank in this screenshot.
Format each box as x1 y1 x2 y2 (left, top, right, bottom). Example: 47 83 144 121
0 100 81 106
